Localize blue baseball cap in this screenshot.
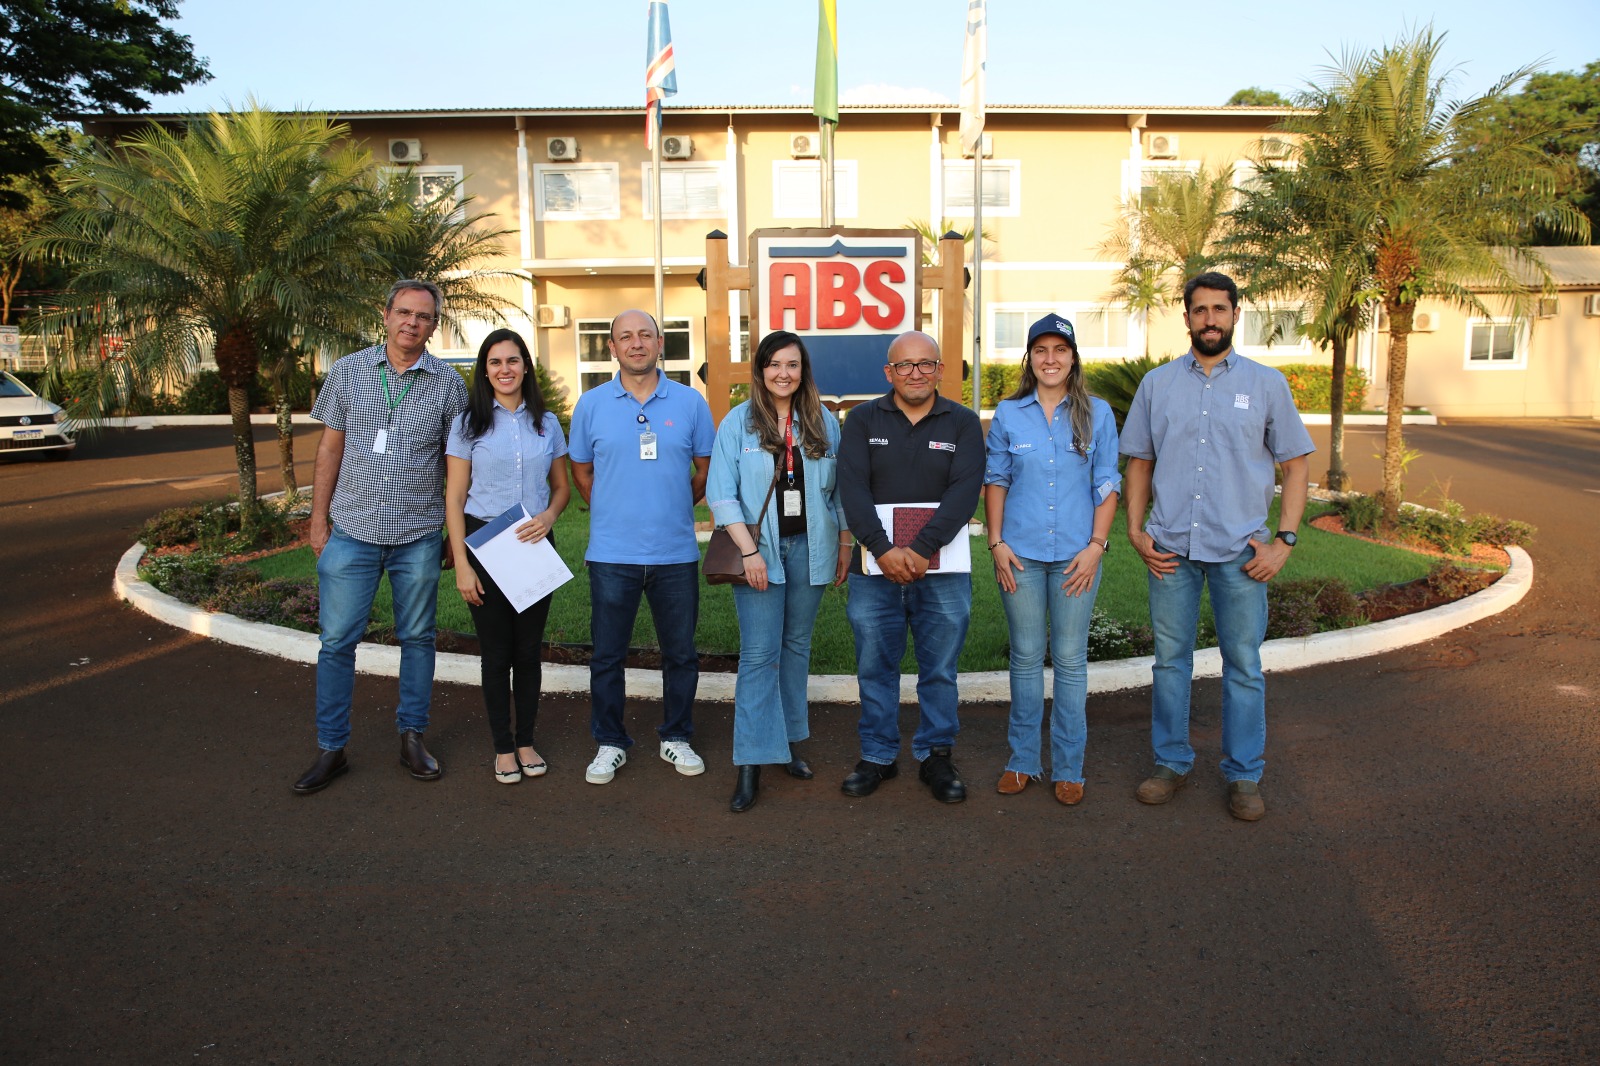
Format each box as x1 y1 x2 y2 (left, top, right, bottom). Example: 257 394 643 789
1026 313 1077 350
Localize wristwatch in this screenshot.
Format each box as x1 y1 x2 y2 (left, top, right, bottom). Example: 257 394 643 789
1274 530 1298 547
1089 536 1109 552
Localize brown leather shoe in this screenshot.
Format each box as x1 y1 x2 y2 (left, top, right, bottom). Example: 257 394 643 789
399 730 442 781
1135 766 1189 805
1054 780 1085 806
1228 780 1265 821
293 748 347 794
996 770 1030 795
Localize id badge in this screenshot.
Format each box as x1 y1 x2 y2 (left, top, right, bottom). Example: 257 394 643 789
782 489 802 517
639 431 658 460
372 428 388 454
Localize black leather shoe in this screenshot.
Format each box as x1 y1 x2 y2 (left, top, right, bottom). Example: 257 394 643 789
293 749 347 794
785 745 814 780
919 747 966 803
730 765 760 813
399 730 442 781
841 759 898 797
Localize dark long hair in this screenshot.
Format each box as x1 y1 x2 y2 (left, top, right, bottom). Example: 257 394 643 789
1008 323 1094 457
464 328 548 440
747 331 829 459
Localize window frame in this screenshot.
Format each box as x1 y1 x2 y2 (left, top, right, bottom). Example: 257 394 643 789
639 161 727 220
575 316 697 393
1233 303 1312 356
381 164 465 222
533 163 622 221
1463 317 1529 370
941 159 1022 218
771 159 858 220
987 302 1135 361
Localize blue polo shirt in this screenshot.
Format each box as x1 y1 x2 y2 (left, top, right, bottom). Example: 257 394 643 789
1119 350 1315 562
568 372 714 565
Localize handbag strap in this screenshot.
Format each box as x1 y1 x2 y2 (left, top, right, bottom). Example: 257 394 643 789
747 457 784 548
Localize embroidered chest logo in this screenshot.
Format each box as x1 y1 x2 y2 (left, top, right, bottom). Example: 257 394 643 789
1234 394 1250 410
869 437 890 446
929 441 956 452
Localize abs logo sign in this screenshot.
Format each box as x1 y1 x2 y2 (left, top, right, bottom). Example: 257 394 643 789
752 229 921 399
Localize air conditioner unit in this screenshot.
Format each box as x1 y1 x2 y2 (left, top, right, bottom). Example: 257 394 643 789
961 133 993 159
1536 297 1559 318
1413 310 1440 332
1260 136 1293 161
1147 132 1179 159
387 139 422 164
789 132 819 159
1585 293 1600 317
661 135 693 160
536 304 570 329
546 136 579 162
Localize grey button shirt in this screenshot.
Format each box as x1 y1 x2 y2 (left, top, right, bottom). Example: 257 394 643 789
1119 351 1314 562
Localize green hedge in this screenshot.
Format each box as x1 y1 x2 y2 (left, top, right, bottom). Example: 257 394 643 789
962 358 1367 416
1279 363 1368 412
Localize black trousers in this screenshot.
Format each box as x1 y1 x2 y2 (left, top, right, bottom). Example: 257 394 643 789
464 516 554 754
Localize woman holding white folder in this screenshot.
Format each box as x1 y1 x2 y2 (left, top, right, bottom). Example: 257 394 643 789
446 329 571 784
984 314 1120 806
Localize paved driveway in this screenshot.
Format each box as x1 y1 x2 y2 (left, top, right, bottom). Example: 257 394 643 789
2 419 1596 1063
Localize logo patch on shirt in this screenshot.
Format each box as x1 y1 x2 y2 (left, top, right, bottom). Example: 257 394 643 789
869 437 890 446
929 441 956 452
1234 393 1251 410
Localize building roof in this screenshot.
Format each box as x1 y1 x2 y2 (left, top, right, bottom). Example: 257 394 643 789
1532 245 1600 289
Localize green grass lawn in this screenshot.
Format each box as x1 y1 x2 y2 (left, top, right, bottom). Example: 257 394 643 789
250 499 1459 673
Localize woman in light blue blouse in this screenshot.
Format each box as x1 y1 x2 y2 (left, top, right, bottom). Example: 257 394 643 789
984 314 1121 806
707 331 851 813
445 329 571 785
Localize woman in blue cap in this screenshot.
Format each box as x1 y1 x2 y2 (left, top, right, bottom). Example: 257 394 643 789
983 313 1120 805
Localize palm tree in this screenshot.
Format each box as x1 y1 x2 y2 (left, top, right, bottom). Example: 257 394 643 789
1100 163 1236 354
32 104 390 526
1318 29 1588 525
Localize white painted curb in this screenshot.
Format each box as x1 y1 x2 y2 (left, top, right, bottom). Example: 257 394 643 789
116 543 1530 704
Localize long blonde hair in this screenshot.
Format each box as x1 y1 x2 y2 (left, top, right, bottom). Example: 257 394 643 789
1009 327 1093 457
747 331 828 459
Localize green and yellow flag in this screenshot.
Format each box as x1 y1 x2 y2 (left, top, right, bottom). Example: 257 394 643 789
813 0 838 124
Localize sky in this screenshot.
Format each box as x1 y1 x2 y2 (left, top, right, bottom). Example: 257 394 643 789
150 0 1599 116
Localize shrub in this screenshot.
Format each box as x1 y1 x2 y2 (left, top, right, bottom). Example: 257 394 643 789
139 551 319 632
1339 493 1383 534
1425 562 1487 600
1267 577 1364 639
1086 609 1146 661
1277 363 1370 412
140 504 210 547
11 369 44 391
1467 514 1536 548
1084 355 1174 430
140 497 295 553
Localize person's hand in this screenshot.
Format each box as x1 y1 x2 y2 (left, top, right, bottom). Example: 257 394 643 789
310 515 331 558
834 542 852 586
456 562 484 606
875 547 918 584
515 512 552 543
992 542 1023 594
1059 544 1103 597
1129 528 1179 579
1241 538 1291 583
440 533 455 570
903 547 930 582
743 551 769 591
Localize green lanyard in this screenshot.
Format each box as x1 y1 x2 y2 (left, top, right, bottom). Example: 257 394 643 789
380 362 415 421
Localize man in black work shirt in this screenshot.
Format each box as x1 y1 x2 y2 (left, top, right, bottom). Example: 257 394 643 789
837 331 984 803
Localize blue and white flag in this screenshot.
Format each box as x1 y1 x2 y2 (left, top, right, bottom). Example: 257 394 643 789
645 0 678 149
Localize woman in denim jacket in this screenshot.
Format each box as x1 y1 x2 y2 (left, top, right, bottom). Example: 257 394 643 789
984 314 1121 807
707 331 851 812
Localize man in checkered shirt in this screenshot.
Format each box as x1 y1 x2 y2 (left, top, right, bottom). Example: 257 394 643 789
293 280 469 795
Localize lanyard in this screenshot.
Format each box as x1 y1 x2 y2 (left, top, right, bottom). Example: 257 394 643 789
783 412 796 486
380 363 416 420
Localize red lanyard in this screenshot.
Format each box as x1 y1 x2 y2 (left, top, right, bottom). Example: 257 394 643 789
783 412 796 485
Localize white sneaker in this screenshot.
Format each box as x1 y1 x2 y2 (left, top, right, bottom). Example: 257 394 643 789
659 740 705 776
585 745 627 784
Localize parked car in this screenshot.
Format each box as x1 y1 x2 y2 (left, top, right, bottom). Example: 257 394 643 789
0 371 76 458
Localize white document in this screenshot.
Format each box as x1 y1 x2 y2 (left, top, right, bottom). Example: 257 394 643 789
861 502 973 576
463 503 574 613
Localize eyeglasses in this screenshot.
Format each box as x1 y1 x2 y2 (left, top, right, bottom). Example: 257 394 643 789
888 360 940 377
391 309 437 325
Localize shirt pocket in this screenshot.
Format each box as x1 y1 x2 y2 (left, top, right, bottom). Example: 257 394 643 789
816 451 838 495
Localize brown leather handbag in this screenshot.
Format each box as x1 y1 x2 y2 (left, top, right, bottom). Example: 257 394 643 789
703 464 782 585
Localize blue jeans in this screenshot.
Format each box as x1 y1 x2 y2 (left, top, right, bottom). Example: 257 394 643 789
846 571 971 764
315 525 442 751
731 534 826 766
999 557 1102 783
1147 547 1269 782
587 561 699 749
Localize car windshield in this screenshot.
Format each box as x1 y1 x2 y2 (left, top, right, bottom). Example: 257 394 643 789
0 373 36 398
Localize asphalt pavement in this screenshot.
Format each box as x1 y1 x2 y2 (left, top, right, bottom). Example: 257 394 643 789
2 418 1596 1064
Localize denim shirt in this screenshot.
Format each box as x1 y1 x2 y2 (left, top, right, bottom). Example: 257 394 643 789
707 402 846 586
984 393 1121 563
445 406 567 521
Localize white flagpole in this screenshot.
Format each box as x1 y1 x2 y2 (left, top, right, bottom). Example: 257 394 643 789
972 153 983 414
820 119 834 228
653 132 665 328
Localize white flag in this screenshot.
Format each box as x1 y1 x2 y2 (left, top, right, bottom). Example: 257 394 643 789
959 0 987 155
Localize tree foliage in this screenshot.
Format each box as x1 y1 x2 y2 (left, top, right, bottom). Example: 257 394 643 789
1228 87 1291 107
0 0 209 200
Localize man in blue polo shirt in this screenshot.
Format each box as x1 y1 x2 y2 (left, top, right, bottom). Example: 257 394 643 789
568 309 714 785
1120 271 1315 822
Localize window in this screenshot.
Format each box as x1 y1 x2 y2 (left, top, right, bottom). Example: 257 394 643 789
382 165 464 220
1465 318 1527 369
534 163 621 221
1135 160 1200 203
1237 306 1307 352
942 160 1020 217
772 160 857 219
641 163 725 219
576 317 695 392
989 304 1132 359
